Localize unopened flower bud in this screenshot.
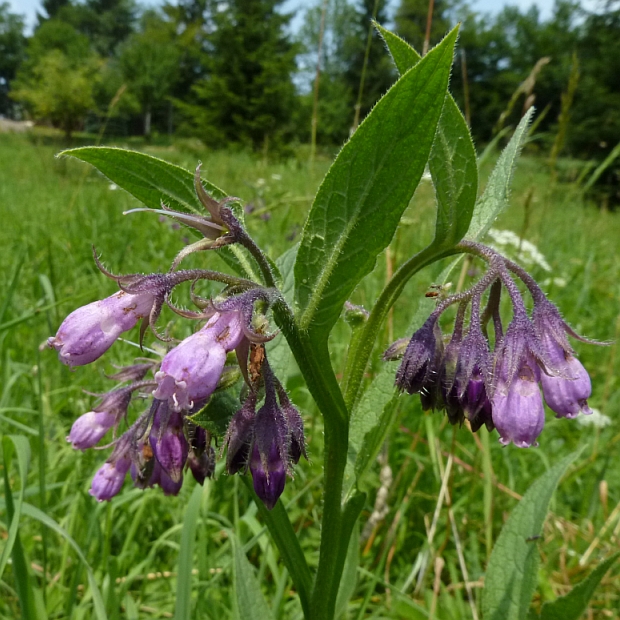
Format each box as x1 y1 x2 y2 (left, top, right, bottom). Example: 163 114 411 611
90 456 131 501
394 319 440 394
49 291 155 367
68 410 116 450
250 442 286 511
540 334 592 418
150 406 188 483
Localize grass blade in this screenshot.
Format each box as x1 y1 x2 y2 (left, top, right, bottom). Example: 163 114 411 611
174 483 203 620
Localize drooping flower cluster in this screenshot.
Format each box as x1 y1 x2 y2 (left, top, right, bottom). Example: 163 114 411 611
386 241 597 448
47 168 306 509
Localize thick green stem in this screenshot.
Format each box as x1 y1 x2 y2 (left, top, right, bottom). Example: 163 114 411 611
342 244 458 410
272 299 357 619
237 232 365 618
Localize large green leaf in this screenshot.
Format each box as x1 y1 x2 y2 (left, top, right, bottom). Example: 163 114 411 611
266 245 298 383
60 147 261 281
465 108 534 241
344 361 399 497
294 27 458 340
537 552 619 620
231 533 275 620
377 25 478 249
60 146 225 212
482 450 582 620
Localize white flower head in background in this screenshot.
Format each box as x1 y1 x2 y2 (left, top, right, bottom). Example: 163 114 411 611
577 408 612 428
487 228 552 272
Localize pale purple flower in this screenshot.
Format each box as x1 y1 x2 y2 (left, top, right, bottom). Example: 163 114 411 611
48 291 154 367
492 363 545 448
68 410 116 450
153 311 244 411
539 334 592 418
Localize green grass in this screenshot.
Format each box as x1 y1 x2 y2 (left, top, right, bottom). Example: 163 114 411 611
0 130 619 619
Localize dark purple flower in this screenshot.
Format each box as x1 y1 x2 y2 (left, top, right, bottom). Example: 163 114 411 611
157 463 184 496
187 426 215 485
48 291 155 367
153 311 244 411
149 404 188 483
224 392 257 474
188 446 215 485
492 361 545 447
250 390 289 510
276 386 307 464
394 318 441 394
250 441 286 511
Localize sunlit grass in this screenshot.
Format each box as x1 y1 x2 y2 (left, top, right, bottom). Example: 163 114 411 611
0 130 619 618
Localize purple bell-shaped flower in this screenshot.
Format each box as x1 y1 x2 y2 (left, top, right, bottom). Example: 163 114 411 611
492 361 545 447
153 311 244 412
49 291 155 367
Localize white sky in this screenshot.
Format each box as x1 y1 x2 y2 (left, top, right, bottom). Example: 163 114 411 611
7 0 598 35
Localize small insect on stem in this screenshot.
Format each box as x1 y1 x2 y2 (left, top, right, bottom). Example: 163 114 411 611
425 283 453 298
525 535 541 543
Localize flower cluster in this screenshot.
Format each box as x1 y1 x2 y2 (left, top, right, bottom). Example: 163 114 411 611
387 241 597 448
48 173 305 509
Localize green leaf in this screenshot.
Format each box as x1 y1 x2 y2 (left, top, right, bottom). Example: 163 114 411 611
1 435 35 619
481 449 583 620
377 24 478 249
465 108 534 242
59 146 261 281
430 101 478 248
344 362 399 497
335 517 360 619
0 435 31 580
242 477 312 618
538 552 619 620
174 484 203 620
266 245 298 383
189 390 240 438
19 501 108 620
60 146 225 212
294 27 459 340
231 533 275 620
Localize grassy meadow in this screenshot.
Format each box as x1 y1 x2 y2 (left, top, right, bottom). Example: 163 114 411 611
1 130 620 619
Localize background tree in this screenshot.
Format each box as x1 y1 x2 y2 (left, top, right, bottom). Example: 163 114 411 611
395 0 463 52
184 0 298 150
0 2 26 118
11 49 100 138
11 20 100 137
296 0 361 145
117 11 180 137
345 0 395 128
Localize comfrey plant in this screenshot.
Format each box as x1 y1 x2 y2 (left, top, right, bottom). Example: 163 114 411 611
45 26 609 620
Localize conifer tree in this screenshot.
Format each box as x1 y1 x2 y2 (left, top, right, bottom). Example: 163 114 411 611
185 0 298 150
